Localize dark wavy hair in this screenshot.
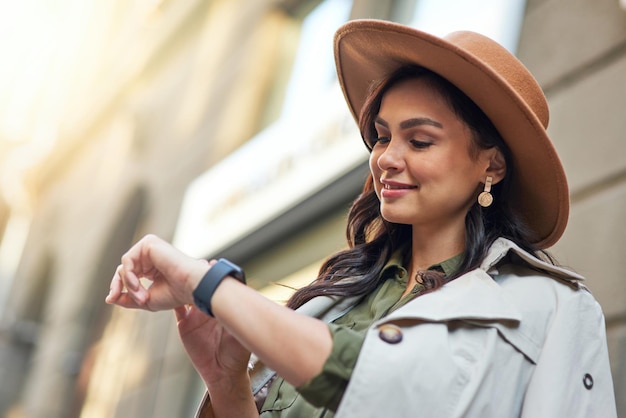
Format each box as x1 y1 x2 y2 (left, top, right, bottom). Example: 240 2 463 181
287 65 553 310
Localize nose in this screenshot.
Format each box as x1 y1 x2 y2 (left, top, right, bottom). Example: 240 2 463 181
375 140 405 171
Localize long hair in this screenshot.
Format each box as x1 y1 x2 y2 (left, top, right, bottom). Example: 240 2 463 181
287 65 553 310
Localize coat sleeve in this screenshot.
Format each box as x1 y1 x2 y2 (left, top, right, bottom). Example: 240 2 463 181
520 287 617 418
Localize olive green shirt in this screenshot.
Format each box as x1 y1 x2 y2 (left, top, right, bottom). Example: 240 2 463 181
260 253 463 417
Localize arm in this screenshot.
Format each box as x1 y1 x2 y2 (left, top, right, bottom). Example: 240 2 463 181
211 277 332 386
106 234 333 387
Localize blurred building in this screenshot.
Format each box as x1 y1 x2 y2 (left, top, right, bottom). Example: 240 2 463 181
0 0 624 417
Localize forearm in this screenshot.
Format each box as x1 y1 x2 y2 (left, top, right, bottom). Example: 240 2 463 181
211 278 333 387
205 372 258 418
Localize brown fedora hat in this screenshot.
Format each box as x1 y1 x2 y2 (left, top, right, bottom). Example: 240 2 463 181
334 19 569 249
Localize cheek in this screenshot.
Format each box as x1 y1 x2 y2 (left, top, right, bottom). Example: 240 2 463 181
368 152 380 179
368 154 383 197
368 150 377 169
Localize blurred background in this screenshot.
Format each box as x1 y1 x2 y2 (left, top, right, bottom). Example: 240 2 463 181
0 0 624 416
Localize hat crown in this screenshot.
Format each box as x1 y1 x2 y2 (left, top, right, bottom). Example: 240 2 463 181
444 31 549 128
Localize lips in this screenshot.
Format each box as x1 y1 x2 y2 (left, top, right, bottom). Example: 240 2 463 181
380 179 417 198
381 179 417 190
384 183 417 190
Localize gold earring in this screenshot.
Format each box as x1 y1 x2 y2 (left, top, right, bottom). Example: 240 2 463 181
478 176 493 207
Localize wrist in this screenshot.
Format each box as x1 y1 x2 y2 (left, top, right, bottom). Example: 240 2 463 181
192 258 246 316
203 367 252 403
205 368 250 389
185 261 211 304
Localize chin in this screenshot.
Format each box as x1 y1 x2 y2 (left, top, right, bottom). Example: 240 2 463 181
380 211 414 225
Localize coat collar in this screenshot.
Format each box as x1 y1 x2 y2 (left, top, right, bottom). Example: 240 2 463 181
382 267 523 323
378 237 584 326
480 238 585 284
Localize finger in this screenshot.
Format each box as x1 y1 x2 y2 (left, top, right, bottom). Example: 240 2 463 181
116 263 150 307
107 292 143 310
120 260 141 291
174 305 189 322
124 282 149 307
105 265 125 303
105 286 120 304
120 236 156 290
105 291 119 304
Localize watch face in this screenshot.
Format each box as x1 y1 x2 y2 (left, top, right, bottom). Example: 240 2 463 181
218 258 245 283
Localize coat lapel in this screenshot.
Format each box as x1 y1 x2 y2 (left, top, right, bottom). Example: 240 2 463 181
380 268 523 324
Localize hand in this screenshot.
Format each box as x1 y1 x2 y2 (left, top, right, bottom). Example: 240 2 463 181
174 305 251 387
105 234 208 311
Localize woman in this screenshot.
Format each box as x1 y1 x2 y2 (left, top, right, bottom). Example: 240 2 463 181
106 20 616 417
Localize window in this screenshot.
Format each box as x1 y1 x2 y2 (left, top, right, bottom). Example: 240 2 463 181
411 0 527 53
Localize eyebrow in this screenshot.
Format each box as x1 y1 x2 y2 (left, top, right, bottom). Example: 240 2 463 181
375 116 443 130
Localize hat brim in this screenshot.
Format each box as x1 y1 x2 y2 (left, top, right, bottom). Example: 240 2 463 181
334 19 569 249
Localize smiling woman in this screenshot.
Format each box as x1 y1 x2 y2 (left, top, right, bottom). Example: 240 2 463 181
106 19 617 418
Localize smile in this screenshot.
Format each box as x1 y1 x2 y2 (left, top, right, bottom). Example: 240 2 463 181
380 180 417 199
381 179 418 190
384 184 417 190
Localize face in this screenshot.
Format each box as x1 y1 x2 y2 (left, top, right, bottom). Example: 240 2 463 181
369 77 494 233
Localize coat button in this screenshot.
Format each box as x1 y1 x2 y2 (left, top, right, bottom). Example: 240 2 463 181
583 373 593 390
378 324 403 344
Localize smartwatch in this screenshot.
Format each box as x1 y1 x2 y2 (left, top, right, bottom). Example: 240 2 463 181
193 258 246 317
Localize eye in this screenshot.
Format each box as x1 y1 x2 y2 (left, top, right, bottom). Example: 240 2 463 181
410 139 433 149
374 136 390 145
369 136 389 148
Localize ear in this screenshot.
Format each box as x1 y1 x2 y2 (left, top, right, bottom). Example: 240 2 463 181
484 148 506 184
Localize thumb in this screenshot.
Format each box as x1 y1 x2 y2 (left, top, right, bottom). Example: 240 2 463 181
174 305 189 322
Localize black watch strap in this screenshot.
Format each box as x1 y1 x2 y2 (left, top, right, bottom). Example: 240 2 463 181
193 258 246 317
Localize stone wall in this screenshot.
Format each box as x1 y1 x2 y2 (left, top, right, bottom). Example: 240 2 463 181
518 0 626 415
